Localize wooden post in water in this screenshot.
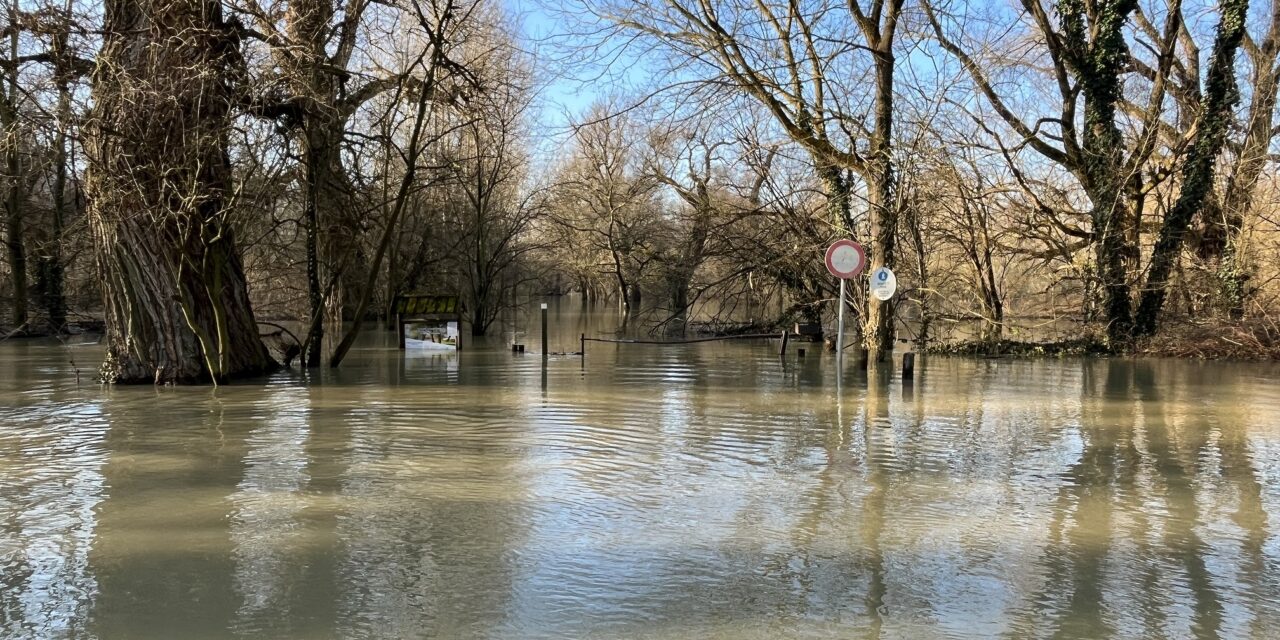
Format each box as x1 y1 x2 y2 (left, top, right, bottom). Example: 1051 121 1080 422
778 330 789 356
903 352 915 379
580 333 585 359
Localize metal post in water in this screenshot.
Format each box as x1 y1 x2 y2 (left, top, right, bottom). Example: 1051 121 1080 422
541 303 549 361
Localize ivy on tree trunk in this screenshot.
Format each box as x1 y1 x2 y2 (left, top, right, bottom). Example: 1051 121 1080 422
1134 0 1251 336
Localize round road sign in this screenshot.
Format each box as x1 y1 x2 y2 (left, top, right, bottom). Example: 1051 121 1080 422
870 266 897 301
825 240 866 279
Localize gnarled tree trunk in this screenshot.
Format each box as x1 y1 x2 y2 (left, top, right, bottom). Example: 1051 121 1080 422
85 0 276 384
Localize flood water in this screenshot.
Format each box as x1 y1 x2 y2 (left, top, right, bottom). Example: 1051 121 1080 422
4 302 1280 639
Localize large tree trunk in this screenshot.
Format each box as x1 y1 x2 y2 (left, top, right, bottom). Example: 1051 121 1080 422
1062 0 1141 344
1090 182 1133 342
863 41 898 364
2 128 25 331
297 131 355 365
817 163 864 349
303 126 358 361
85 0 277 384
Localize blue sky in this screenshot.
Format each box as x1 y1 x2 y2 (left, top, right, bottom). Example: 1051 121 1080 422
503 0 661 166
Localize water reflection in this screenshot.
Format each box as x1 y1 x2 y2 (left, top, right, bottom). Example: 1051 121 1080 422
86 391 250 638
3 310 1280 638
229 384 313 637
0 345 108 639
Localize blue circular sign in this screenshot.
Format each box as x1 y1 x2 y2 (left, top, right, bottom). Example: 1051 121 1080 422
870 267 897 301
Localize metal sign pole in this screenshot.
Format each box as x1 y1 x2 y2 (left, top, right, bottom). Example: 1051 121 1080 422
836 278 846 363
825 239 864 382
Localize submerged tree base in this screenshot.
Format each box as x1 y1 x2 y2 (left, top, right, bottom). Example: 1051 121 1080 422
100 351 279 386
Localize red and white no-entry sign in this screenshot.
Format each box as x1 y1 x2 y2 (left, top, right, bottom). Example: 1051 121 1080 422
824 240 866 279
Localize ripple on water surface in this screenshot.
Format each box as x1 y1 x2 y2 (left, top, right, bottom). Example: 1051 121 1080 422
3 335 1280 638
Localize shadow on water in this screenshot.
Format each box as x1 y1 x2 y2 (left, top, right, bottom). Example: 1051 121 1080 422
3 301 1280 638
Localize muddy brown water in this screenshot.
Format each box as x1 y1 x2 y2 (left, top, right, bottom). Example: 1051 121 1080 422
4 304 1280 638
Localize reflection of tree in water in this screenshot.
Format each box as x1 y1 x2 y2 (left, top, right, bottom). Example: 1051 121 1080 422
737 363 885 634
860 372 890 639
1020 360 1276 639
329 380 527 638
87 396 249 638
1034 359 1127 639
228 385 322 637
1132 361 1222 638
1215 383 1271 637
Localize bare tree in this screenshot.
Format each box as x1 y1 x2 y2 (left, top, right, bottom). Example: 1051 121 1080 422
575 0 906 360
236 0 437 365
1197 0 1280 315
329 0 478 367
641 118 761 334
549 105 661 322
2 0 28 329
443 21 541 336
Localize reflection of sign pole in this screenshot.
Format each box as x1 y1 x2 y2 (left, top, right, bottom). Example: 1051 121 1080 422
541 302 549 390
825 240 867 362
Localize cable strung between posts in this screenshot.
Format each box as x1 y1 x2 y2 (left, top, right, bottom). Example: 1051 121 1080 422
583 333 788 345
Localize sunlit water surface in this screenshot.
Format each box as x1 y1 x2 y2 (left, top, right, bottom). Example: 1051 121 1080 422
4 304 1280 639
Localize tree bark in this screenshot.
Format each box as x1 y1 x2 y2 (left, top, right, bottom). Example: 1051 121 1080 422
1061 0 1142 343
85 0 276 384
280 0 377 365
